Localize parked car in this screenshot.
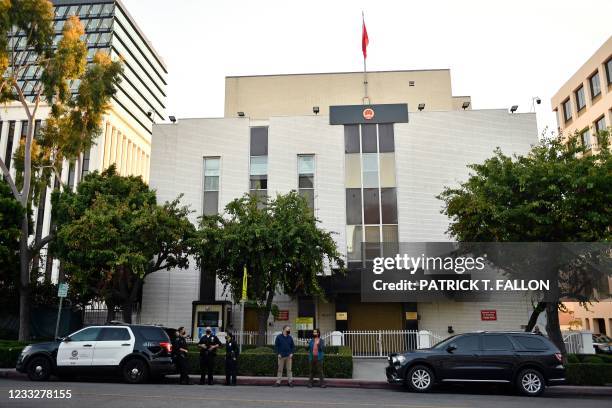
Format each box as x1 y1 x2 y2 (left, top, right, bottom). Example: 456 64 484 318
592 334 612 354
386 331 565 396
16 323 176 383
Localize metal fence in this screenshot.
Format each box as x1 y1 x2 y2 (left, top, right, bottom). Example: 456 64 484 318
82 304 141 326
341 330 446 358
563 331 584 354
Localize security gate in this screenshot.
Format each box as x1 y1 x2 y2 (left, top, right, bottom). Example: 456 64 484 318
341 330 445 358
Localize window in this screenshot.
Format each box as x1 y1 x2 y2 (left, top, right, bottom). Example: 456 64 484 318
20 120 28 140
575 86 586 112
581 129 591 148
482 334 514 351
249 127 268 202
606 57 612 85
562 99 572 122
139 327 169 342
203 157 220 216
345 189 362 225
70 327 102 342
344 125 360 153
298 155 315 211
98 328 130 341
589 71 601 99
380 188 398 224
379 153 396 187
595 116 607 134
345 154 361 188
346 225 363 260
363 188 380 224
378 124 395 152
67 162 76 189
81 148 90 179
511 335 548 350
361 124 377 153
4 121 16 170
34 120 42 139
362 153 379 188
452 335 480 352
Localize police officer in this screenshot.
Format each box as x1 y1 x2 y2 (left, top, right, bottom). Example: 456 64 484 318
224 332 240 386
198 327 221 385
172 327 191 385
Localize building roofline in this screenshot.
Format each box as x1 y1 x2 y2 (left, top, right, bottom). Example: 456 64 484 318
52 0 167 72
225 68 451 79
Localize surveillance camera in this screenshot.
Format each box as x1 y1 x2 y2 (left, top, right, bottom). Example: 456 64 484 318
147 110 154 118
536 98 541 105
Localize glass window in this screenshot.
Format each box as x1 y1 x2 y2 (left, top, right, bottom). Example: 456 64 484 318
363 188 380 224
364 225 381 260
595 116 606 134
606 57 612 85
203 192 219 216
90 4 102 15
562 99 572 122
55 6 68 18
203 157 220 192
482 334 514 351
250 156 267 176
68 162 76 189
81 148 90 178
452 335 480 352
381 188 398 224
139 327 169 342
99 18 112 30
345 188 362 225
344 125 360 153
70 327 102 342
581 129 591 148
249 175 267 190
98 328 130 341
379 153 396 187
575 86 586 111
361 124 377 153
250 127 268 156
4 121 15 170
298 155 315 211
299 189 314 211
87 33 99 46
346 225 363 261
20 120 28 139
78 4 90 16
98 32 111 45
589 71 601 99
101 4 114 15
362 153 379 188
511 335 548 350
345 154 361 188
381 225 399 257
378 124 394 152
67 5 78 16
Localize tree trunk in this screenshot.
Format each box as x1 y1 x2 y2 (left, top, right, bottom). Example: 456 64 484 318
121 301 133 324
256 290 276 346
18 215 30 341
525 301 546 332
105 301 116 324
545 302 567 354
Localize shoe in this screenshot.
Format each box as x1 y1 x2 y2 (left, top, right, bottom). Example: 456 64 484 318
274 382 280 387
321 383 327 388
199 381 205 385
288 382 294 388
307 383 313 388
208 382 214 385
224 383 230 386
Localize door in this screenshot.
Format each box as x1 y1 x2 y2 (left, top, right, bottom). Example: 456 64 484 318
93 327 134 366
480 334 517 381
57 327 102 367
438 334 482 380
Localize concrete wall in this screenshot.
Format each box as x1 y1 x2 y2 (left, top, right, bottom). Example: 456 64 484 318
225 70 470 119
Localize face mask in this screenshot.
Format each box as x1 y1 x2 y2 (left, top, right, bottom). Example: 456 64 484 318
286 330 290 335
206 331 211 335
314 333 319 338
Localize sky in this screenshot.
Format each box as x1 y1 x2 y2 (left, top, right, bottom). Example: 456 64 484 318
121 0 612 137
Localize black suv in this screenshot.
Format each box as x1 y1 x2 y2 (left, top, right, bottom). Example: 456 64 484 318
386 331 565 396
16 324 176 383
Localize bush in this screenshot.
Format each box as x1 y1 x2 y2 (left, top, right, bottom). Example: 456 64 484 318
566 354 580 364
184 345 353 378
581 355 604 364
566 363 612 386
0 342 26 368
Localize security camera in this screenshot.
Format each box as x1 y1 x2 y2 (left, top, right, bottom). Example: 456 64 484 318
147 110 154 118
536 97 541 105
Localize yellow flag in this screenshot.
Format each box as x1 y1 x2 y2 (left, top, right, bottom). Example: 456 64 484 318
241 266 248 301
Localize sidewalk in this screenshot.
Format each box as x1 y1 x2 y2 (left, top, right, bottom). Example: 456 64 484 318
1 368 611 396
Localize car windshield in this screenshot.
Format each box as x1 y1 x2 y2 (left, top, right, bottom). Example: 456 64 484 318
595 335 612 342
431 335 457 349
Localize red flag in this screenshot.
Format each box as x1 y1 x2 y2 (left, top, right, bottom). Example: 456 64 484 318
362 16 369 59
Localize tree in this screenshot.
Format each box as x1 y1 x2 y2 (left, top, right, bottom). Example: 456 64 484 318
0 181 24 315
1 1 122 340
438 131 611 353
51 166 196 322
195 192 345 345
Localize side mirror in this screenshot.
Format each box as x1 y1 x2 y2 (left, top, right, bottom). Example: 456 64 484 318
446 344 457 353
62 336 71 342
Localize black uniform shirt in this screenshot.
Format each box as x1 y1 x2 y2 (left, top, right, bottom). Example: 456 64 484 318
225 340 240 360
198 334 221 356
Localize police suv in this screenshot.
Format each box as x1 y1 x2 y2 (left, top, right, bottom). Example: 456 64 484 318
16 323 176 383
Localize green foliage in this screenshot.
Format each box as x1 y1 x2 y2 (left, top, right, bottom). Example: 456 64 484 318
194 192 345 337
0 182 23 309
566 363 612 386
566 353 580 364
581 355 605 364
51 166 196 318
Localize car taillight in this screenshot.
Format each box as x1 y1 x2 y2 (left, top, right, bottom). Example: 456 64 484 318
159 342 172 353
554 353 563 363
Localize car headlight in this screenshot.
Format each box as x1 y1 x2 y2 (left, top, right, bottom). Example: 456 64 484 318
392 355 407 365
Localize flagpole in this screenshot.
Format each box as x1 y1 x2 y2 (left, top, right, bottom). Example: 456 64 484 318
362 11 369 104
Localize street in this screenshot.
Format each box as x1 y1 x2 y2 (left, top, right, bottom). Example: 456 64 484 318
0 377 610 408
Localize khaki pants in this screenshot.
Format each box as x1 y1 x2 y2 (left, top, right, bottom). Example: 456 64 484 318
276 356 293 383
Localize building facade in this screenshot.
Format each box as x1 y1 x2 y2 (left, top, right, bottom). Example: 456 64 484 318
551 36 612 148
0 0 166 280
141 71 540 338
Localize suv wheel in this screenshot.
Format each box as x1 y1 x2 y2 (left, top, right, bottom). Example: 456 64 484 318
406 365 434 392
516 368 545 396
122 358 149 384
27 356 52 381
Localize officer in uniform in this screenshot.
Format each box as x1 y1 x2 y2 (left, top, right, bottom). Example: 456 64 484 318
224 332 240 386
172 327 191 385
198 327 221 385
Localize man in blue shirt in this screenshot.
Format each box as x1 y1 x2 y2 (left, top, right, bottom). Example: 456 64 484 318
274 325 295 387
